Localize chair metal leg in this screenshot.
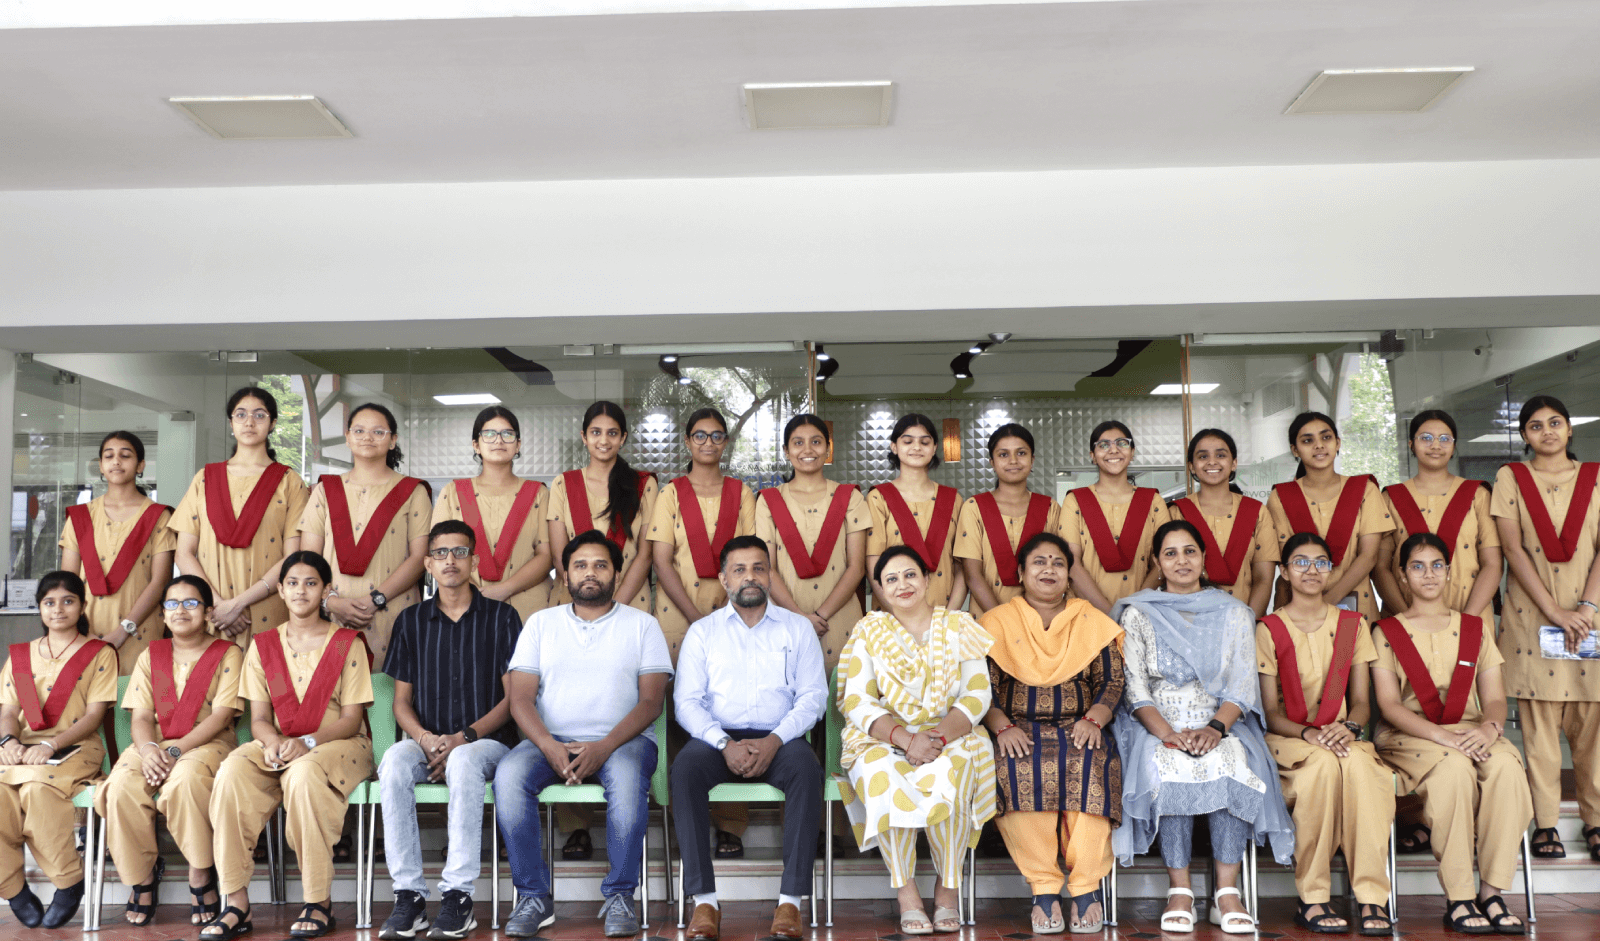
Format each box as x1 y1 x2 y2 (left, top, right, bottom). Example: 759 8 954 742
1388 821 1399 925
84 806 101 931
824 798 835 928
640 832 650 932
264 814 281 905
1246 840 1258 918
545 804 555 899
676 849 686 930
1522 830 1537 923
491 810 501 930
363 801 378 929
355 798 368 928
275 806 288 903
965 844 977 925
1106 860 1120 927
662 804 674 906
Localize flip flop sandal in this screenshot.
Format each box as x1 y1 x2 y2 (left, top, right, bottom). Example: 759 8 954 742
714 829 744 859
1477 895 1526 936
562 828 594 861
932 905 962 933
1030 895 1064 935
1357 903 1393 937
1160 888 1195 934
1529 827 1566 859
289 900 338 939
899 908 933 936
1067 888 1104 934
1396 821 1432 853
200 905 254 941
125 856 164 926
1443 899 1495 935
1584 826 1600 863
191 867 221 926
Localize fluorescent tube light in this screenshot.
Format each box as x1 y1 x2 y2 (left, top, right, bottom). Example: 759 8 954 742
1151 383 1220 395
618 342 803 356
1572 417 1599 425
1192 333 1381 347
434 394 501 406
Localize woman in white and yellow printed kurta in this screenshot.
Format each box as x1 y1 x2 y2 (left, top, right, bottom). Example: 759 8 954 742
837 545 996 935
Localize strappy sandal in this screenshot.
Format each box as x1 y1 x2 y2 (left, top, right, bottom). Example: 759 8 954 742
1209 887 1256 935
125 856 164 926
289 900 338 939
562 828 594 861
331 835 354 864
1396 821 1432 853
1160 887 1195 934
1294 900 1349 934
200 904 254 941
1584 826 1600 862
932 905 962 933
1529 826 1566 858
714 829 744 859
190 867 221 926
1443 899 1495 935
1030 894 1064 934
899 907 933 936
1357 902 1393 937
1067 888 1104 934
1477 895 1525 936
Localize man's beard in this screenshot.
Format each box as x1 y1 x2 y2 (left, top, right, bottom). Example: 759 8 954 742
569 577 616 604
732 583 768 608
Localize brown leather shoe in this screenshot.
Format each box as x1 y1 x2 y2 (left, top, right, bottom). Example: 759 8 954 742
771 902 804 940
687 903 721 941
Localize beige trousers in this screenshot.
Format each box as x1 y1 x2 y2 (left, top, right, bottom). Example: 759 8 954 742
97 739 233 886
1277 741 1394 905
1519 699 1600 829
0 782 81 896
1415 745 1533 898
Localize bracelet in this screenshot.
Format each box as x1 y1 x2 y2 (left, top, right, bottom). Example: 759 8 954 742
1580 600 1599 612
929 732 948 750
1081 715 1103 730
41 740 57 754
1300 725 1315 742
993 723 1016 735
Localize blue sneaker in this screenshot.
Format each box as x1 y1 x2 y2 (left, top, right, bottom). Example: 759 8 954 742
598 894 639 938
504 894 554 938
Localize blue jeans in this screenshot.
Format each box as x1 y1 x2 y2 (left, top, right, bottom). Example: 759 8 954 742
493 735 656 899
379 737 510 898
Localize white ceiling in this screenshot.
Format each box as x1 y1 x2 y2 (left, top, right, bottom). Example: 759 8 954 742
4 0 1600 190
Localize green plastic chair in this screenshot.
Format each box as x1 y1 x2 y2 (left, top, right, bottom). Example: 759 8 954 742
79 675 124 931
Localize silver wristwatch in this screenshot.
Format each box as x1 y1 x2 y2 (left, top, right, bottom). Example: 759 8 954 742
714 735 731 751
119 618 138 635
301 735 318 751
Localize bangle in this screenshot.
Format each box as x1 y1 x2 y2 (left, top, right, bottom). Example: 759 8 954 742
1300 726 1315 742
41 740 57 754
1580 601 1598 612
994 723 1016 735
1081 715 1103 730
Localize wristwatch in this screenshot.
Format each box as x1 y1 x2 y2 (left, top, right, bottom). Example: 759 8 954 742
714 735 731 751
0 735 14 748
1206 719 1228 737
1342 721 1363 738
166 745 182 759
462 728 480 744
119 618 139 635
369 589 389 612
301 735 318 751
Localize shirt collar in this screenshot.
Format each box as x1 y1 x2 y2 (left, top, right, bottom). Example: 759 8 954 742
566 601 620 628
427 585 484 623
718 600 781 631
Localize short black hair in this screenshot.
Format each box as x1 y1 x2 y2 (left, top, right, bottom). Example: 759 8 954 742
719 534 769 571
430 519 476 550
563 529 623 571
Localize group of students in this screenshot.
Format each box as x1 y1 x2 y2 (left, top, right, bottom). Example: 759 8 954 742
0 384 1593 938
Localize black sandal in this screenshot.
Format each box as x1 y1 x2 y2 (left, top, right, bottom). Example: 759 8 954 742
1294 900 1350 934
1530 826 1566 859
1443 899 1494 935
1396 821 1432 853
715 829 744 859
331 834 354 864
1584 826 1600 862
1357 903 1393 937
200 904 254 941
190 867 221 926
1477 895 1525 935
562 828 593 861
288 900 337 939
125 856 164 926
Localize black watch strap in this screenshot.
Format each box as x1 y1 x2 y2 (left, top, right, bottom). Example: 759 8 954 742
462 727 479 744
1207 718 1228 737
0 735 13 748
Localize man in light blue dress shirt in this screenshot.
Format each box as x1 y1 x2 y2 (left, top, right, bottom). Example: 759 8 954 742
673 535 827 941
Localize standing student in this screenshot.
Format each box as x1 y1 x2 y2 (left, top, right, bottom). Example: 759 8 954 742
1374 411 1501 620
60 431 176 674
866 413 966 611
1169 429 1278 618
756 414 870 670
298 402 431 669
99 576 243 928
0 573 118 929
172 386 309 645
1265 412 1393 620
433 406 553 623
1491 394 1600 861
1057 421 1171 615
956 423 1061 619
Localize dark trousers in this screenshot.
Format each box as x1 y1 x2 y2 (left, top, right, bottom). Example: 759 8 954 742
671 729 822 898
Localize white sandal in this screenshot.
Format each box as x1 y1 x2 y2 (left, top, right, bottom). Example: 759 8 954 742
1209 887 1256 935
1160 887 1196 933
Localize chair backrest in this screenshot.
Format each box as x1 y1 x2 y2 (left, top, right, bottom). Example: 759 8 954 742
826 668 844 776
650 709 669 806
368 672 397 767
113 675 133 753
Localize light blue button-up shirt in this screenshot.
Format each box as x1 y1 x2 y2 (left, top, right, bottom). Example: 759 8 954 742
674 600 827 747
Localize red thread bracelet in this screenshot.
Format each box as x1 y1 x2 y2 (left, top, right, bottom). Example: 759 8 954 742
1081 716 1103 730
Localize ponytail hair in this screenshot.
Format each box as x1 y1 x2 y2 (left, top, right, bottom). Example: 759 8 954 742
98 430 149 496
36 570 91 635
582 401 642 536
226 386 280 462
348 403 404 470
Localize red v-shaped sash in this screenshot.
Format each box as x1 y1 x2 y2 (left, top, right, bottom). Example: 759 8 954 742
974 491 1053 587
68 502 171 597
1378 614 1482 726
1274 476 1368 566
205 462 290 549
319 474 423 576
1261 610 1361 728
9 639 109 732
876 482 960 573
454 479 542 583
1174 495 1262 587
150 638 234 739
563 469 651 548
254 627 364 737
674 476 744 579
1506 462 1599 565
1385 480 1481 562
1072 486 1159 574
761 485 855 581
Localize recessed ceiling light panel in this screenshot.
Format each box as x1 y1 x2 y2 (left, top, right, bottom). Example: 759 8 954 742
169 95 353 139
743 82 893 130
1285 68 1472 115
434 393 501 406
1151 383 1220 395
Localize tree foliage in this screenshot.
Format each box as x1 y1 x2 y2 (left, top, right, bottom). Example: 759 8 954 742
1339 353 1401 485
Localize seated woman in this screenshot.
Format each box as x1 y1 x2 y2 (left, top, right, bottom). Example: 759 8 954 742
1110 521 1293 936
98 575 244 927
205 551 374 941
1372 532 1533 936
980 533 1124 935
1257 532 1395 935
0 572 118 929
836 546 997 935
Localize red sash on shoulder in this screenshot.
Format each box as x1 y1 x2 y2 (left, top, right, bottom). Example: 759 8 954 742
254 627 364 738
319 474 423 576
876 482 960 573
974 491 1053 587
563 469 651 548
1385 480 1481 562
1072 486 1159 573
760 485 855 581
674 476 744 579
1378 614 1482 726
1506 462 1600 565
1274 476 1368 566
150 638 234 739
1261 610 1361 728
8 639 109 732
454 479 542 583
68 502 171 597
205 462 290 549
1174 495 1262 587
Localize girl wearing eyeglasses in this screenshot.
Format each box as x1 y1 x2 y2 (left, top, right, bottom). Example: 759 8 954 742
1057 420 1172 615
1372 411 1501 620
173 387 309 649
432 406 552 621
99 575 244 928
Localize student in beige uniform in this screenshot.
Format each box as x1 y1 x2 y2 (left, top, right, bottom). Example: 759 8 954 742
1169 429 1278 618
0 572 118 929
99 576 244 927
1373 533 1532 935
433 406 553 622
956 423 1061 619
757 413 870 670
866 412 966 611
60 431 176 674
1057 420 1171 614
1256 532 1393 936
205 551 374 941
172 386 310 647
1491 394 1600 862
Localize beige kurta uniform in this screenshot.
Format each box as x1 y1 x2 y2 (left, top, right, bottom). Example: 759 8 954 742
97 643 245 883
647 477 757 660
1056 486 1172 608
952 493 1063 618
211 627 374 899
1266 477 1394 621
59 498 176 674
0 641 118 895
546 470 658 612
298 475 432 669
1255 609 1393 905
1380 479 1499 616
433 480 552 622
866 485 963 610
755 481 872 670
1176 493 1280 608
1372 614 1533 897
171 465 311 645
1490 462 1600 829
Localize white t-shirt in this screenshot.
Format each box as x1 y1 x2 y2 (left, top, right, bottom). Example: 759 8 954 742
509 602 674 742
